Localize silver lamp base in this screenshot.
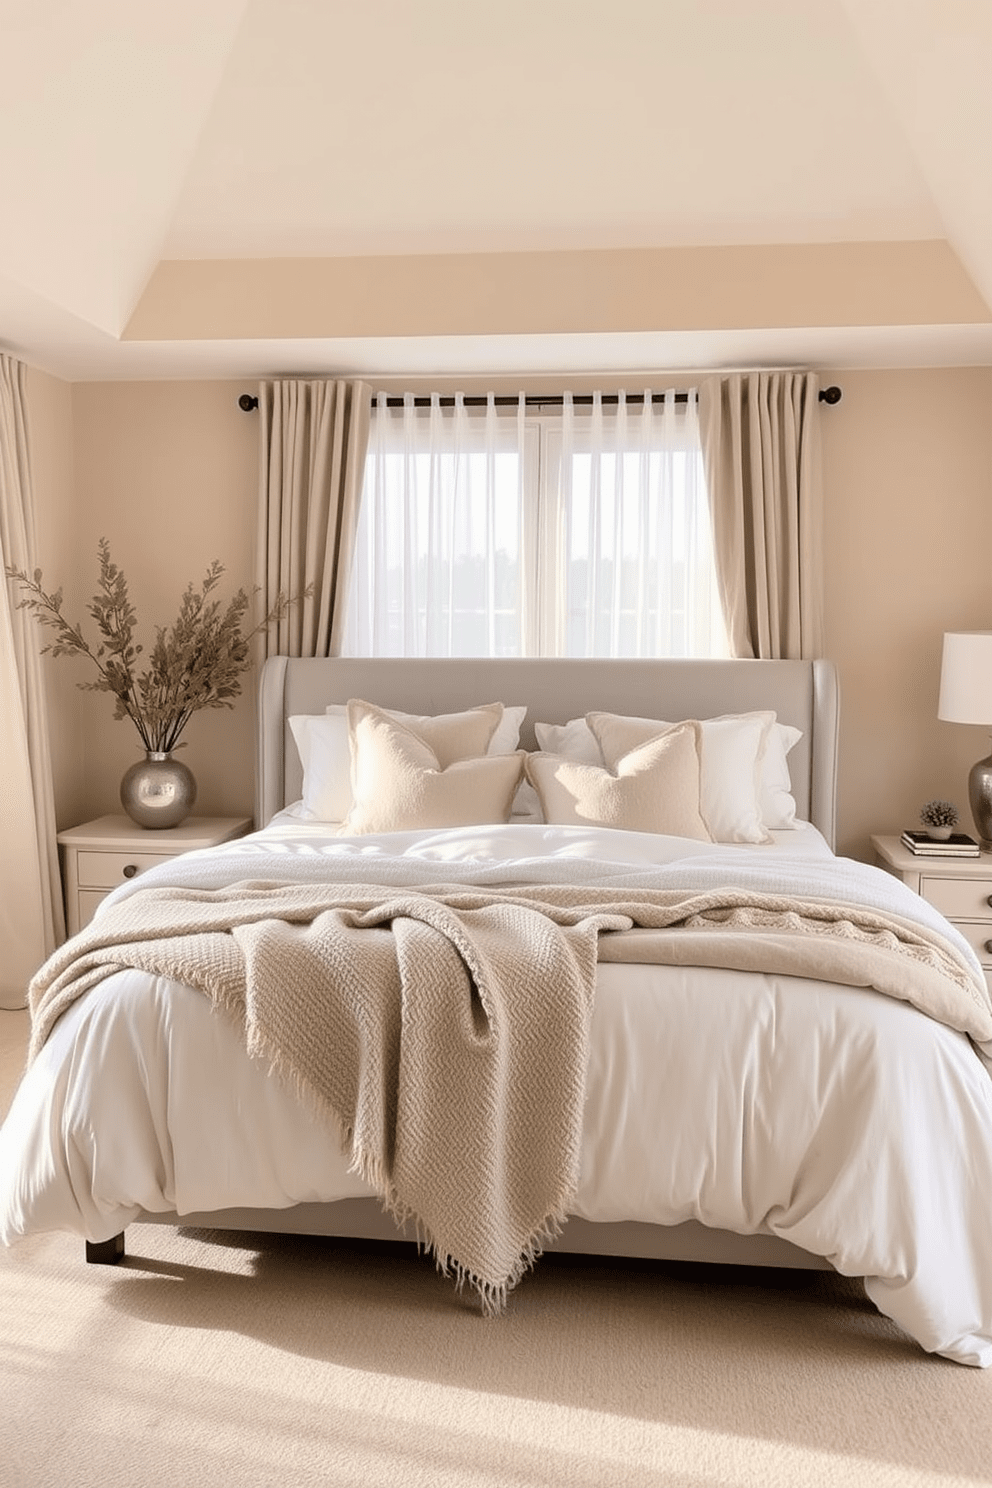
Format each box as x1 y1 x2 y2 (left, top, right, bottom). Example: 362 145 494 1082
969 752 992 848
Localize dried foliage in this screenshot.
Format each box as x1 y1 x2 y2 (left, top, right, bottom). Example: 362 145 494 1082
6 539 305 753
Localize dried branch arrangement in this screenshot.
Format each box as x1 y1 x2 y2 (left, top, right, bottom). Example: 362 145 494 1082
7 539 303 753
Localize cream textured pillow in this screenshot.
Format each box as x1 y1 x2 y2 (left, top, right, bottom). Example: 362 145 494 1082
381 702 525 761
353 700 503 768
383 701 537 819
291 700 511 822
588 710 773 844
340 701 526 835
524 722 712 839
535 711 802 835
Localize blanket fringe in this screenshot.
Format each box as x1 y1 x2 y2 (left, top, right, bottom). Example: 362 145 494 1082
219 988 576 1315
348 1135 572 1316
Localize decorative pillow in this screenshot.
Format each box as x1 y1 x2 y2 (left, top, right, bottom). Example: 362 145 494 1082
379 703 525 761
291 700 519 822
288 712 353 822
534 717 602 763
537 710 802 839
761 722 803 829
380 702 538 820
509 779 544 824
588 710 773 845
340 701 526 835
524 722 712 839
347 700 503 768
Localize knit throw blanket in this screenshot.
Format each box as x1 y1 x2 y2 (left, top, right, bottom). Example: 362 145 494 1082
27 876 992 1309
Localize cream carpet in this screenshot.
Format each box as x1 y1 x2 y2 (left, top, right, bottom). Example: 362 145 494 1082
1 1007 990 1488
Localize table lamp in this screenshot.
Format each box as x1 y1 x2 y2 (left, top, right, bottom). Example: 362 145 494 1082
938 631 992 846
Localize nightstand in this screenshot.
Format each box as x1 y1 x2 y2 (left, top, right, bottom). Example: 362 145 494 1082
57 813 253 938
871 834 992 994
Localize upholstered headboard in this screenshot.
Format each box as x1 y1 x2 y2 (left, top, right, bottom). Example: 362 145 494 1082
256 656 839 848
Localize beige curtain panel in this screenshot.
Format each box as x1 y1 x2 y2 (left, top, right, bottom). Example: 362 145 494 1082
0 355 65 1007
256 379 373 659
698 372 824 660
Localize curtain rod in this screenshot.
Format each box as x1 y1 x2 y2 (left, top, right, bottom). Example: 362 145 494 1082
238 385 842 412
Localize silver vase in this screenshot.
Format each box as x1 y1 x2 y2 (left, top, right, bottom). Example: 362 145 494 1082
120 751 197 829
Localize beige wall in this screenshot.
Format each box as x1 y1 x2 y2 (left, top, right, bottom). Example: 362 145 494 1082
22 364 992 859
27 376 259 826
821 368 992 856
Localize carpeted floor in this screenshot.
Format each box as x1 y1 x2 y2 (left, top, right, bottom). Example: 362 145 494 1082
1 1005 991 1488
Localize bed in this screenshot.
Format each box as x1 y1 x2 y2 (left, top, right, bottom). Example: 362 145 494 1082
4 654 992 1366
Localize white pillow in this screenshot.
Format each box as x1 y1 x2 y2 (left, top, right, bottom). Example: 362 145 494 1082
525 722 712 840
588 710 773 845
340 701 525 835
761 722 803 829
289 712 353 822
534 717 602 763
506 776 543 823
291 701 525 823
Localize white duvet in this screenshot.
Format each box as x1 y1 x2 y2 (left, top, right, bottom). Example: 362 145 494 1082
4 817 992 1368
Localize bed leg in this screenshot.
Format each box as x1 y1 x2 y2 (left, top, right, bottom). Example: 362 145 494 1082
85 1232 125 1265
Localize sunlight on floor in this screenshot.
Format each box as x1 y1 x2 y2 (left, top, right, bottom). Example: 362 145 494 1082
2 1233 987 1488
289 1372 981 1488
69 1366 992 1488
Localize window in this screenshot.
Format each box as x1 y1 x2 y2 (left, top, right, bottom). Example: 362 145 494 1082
342 389 728 659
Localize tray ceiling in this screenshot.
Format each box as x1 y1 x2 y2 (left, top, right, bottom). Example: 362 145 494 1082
2 0 991 380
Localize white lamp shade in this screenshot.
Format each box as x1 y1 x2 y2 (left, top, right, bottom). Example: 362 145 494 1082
938 632 992 723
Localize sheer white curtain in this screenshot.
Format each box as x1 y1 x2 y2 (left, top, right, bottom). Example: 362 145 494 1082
551 390 727 658
0 355 64 1007
342 387 727 659
344 392 530 657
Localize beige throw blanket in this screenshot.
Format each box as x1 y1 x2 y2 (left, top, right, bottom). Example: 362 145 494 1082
28 878 992 1309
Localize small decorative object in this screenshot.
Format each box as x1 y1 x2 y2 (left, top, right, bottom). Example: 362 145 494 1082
919 799 959 841
7 539 304 829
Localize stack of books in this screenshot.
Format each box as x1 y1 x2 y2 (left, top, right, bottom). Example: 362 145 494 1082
900 829 981 857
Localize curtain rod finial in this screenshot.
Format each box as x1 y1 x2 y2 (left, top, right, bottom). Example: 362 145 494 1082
819 385 842 405
239 394 259 412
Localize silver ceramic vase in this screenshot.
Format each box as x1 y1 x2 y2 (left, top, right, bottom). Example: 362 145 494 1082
120 751 197 829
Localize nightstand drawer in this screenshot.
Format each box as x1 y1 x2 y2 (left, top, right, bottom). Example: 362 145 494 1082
78 889 112 923
921 878 992 919
76 850 174 889
945 919 992 966
59 814 253 941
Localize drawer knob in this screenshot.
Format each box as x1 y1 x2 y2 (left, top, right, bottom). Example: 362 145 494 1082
122 864 138 879
985 940 992 957
987 894 992 909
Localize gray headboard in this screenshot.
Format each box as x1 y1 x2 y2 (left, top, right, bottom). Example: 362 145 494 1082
256 656 839 848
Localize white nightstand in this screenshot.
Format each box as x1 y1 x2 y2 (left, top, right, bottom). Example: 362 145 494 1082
871 833 992 994
57 813 253 938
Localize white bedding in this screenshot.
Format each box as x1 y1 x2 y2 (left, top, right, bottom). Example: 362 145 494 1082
3 818 992 1367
